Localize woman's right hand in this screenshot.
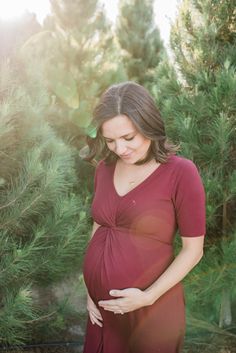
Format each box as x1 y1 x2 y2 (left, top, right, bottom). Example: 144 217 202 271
87 293 103 327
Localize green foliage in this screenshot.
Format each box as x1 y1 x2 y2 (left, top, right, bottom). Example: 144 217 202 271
0 286 38 344
116 0 165 85
151 0 236 345
0 60 91 344
170 0 236 84
48 65 79 109
184 232 236 344
20 0 126 134
153 0 236 241
1 0 122 346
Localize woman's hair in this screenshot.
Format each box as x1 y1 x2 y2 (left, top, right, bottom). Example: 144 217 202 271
83 81 179 165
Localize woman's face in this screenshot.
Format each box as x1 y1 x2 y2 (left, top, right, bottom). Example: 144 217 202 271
101 115 151 164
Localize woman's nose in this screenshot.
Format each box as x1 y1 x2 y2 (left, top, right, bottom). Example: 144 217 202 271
115 141 127 155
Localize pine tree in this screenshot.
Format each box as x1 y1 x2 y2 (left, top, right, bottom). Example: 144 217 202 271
0 59 90 345
20 0 126 136
152 0 236 346
116 0 165 85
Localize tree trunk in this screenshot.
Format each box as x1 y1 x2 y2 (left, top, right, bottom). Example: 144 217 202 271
219 288 232 328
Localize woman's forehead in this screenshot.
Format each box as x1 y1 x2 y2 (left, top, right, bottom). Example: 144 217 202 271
101 115 137 138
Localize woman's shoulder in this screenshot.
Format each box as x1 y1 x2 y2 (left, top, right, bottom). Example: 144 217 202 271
166 154 201 179
168 154 198 169
93 159 114 189
95 159 115 174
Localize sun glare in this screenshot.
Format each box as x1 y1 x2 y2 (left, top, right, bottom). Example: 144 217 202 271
0 2 25 20
0 0 50 23
0 0 177 45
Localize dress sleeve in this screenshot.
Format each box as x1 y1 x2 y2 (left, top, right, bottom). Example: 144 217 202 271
93 160 104 192
173 158 206 237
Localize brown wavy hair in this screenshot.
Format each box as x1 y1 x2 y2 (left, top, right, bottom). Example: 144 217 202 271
83 81 179 165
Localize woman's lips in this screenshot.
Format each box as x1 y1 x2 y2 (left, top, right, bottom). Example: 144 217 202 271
120 152 132 158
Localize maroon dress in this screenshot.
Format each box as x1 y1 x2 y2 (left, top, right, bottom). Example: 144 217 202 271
83 154 206 353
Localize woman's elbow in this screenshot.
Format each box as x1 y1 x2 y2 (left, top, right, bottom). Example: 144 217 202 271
195 249 204 265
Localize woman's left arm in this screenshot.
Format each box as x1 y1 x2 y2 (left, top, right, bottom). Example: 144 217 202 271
144 235 204 305
98 236 204 313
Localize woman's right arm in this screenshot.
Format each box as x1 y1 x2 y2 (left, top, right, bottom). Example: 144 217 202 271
86 221 103 327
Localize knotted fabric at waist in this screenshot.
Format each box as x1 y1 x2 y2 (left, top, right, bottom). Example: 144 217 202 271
99 224 172 246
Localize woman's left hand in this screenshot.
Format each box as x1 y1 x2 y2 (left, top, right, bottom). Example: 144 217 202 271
98 288 151 314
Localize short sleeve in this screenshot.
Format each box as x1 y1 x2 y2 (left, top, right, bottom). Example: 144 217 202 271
93 160 104 192
172 158 206 237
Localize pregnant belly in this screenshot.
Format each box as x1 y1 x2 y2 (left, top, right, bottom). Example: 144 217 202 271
83 226 173 302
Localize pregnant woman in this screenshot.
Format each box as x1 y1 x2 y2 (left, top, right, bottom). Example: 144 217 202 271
83 81 206 353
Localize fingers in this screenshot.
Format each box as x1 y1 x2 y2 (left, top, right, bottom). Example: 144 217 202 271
88 307 103 327
88 293 128 324
98 301 126 314
98 299 119 306
98 299 124 313
114 310 124 315
92 307 103 321
101 305 118 312
109 289 123 297
87 298 103 327
89 311 103 327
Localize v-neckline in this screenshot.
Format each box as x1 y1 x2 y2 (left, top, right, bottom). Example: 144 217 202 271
112 159 167 199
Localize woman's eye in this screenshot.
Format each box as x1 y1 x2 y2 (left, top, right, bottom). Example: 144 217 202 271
104 136 135 143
